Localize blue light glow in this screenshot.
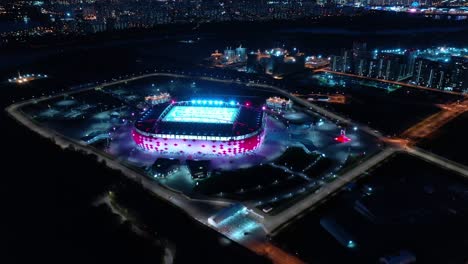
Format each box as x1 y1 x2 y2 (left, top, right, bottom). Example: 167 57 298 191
347 240 357 248
162 105 240 124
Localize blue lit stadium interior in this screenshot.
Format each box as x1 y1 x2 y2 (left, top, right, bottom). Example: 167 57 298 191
162 105 240 124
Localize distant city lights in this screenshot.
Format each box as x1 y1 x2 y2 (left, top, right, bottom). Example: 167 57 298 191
7 73 48 84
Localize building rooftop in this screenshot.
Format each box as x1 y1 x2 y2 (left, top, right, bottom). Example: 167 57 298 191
135 100 264 139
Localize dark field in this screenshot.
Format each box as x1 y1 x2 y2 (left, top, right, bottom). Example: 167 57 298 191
274 153 468 264
273 147 321 172
417 112 468 166
310 76 462 136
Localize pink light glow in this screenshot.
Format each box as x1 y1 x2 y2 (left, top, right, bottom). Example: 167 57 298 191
334 134 351 143
132 129 263 156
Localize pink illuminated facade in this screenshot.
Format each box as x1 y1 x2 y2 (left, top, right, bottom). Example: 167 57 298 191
132 100 265 156
132 129 263 155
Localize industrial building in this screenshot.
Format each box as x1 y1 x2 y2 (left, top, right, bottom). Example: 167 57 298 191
266 97 293 112
150 158 180 178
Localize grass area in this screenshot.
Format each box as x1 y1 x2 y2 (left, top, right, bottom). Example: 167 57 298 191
193 165 308 200
303 156 334 179
273 146 321 172
256 157 333 215
329 153 365 178
256 184 322 216
20 89 128 122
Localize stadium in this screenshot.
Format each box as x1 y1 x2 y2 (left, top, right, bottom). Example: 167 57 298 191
132 99 265 155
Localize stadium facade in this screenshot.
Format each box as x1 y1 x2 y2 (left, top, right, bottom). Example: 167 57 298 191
132 100 265 155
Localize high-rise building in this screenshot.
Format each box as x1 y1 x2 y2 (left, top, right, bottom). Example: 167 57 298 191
246 52 261 73
449 56 468 90
224 47 236 63
235 46 247 62
341 49 352 73
352 42 367 59
331 55 342 72
372 49 421 81
352 42 368 74
354 57 368 76
405 49 418 77
413 58 450 89
367 59 380 78
270 52 286 76
378 53 408 81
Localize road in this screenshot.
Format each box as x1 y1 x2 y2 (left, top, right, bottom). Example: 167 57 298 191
294 93 346 104
401 99 468 142
250 241 305 264
408 147 468 177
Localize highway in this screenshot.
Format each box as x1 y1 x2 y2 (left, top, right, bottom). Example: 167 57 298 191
294 93 346 104
408 147 468 178
401 99 468 142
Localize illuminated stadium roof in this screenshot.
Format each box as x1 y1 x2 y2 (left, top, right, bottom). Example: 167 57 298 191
135 100 264 140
